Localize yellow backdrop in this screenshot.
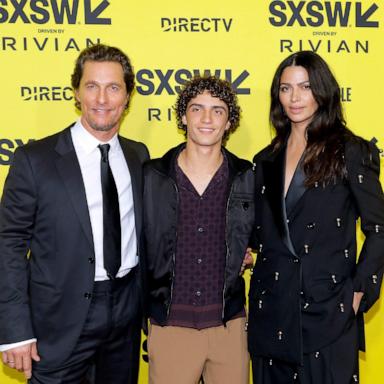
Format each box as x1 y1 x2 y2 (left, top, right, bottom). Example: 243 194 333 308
0 1 383 382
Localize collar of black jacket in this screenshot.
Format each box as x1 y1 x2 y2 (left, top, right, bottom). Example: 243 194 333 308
144 142 252 182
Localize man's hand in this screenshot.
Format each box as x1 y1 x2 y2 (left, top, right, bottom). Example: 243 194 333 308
2 342 40 379
240 247 254 275
353 292 364 315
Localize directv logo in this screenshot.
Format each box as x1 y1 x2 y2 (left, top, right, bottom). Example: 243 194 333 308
161 17 233 32
21 86 73 101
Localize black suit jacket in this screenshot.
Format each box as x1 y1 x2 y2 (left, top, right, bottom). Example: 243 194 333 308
248 137 384 364
0 125 149 367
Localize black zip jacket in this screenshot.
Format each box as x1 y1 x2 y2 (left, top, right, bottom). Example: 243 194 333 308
142 143 255 325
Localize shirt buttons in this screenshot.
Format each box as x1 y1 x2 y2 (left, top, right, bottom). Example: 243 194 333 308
197 258 202 264
197 227 204 233
196 290 201 297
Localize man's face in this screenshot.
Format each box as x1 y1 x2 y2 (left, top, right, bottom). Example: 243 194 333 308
182 91 230 149
75 61 129 137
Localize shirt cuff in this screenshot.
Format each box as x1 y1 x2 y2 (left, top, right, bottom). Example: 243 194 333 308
0 339 37 352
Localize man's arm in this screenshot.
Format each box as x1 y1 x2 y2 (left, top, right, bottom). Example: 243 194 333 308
0 147 39 377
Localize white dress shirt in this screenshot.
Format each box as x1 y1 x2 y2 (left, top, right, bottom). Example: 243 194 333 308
0 120 137 351
71 120 138 280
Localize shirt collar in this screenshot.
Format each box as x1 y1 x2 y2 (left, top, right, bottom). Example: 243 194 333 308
71 119 120 155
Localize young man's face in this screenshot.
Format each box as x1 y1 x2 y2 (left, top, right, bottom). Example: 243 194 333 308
75 60 129 138
182 90 231 149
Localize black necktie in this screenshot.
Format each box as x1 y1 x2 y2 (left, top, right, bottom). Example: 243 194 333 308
98 144 121 279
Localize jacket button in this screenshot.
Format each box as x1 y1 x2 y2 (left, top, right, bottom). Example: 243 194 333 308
88 257 95 264
242 202 249 210
306 222 315 229
84 292 92 299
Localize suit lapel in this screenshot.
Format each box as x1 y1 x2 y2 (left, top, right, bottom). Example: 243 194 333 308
263 148 286 238
262 146 297 256
285 162 307 218
54 128 94 249
119 138 143 243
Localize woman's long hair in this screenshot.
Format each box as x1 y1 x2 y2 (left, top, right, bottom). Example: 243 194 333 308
270 51 354 186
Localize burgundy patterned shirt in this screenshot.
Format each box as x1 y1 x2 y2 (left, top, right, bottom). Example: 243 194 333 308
164 154 236 329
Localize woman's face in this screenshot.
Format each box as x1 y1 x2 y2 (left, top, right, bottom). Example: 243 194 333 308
278 65 319 130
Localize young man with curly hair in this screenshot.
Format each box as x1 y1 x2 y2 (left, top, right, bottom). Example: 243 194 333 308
143 76 255 383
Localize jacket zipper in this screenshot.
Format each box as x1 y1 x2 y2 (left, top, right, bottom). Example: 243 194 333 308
167 180 179 317
222 172 240 321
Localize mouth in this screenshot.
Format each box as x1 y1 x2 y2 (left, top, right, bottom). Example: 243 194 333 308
92 107 112 112
288 107 304 114
198 127 215 133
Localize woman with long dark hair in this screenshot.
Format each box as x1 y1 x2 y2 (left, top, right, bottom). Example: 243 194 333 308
248 51 384 383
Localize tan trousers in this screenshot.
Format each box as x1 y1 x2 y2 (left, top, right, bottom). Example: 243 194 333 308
148 317 249 384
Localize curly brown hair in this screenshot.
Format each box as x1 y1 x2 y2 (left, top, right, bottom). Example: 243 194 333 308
71 44 135 110
175 76 241 142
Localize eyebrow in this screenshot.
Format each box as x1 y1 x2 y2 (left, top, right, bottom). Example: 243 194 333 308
83 80 122 86
188 103 228 111
280 80 310 86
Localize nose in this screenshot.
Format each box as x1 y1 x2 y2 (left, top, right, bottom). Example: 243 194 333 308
290 87 300 102
96 88 107 104
201 108 213 123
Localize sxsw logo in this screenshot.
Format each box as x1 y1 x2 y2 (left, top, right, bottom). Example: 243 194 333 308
161 17 233 32
269 1 379 27
0 0 111 24
21 86 73 101
136 69 250 95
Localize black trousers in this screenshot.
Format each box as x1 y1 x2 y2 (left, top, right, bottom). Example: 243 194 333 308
251 319 359 384
30 269 142 384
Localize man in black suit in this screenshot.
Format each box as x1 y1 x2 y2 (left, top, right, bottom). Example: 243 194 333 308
0 44 149 383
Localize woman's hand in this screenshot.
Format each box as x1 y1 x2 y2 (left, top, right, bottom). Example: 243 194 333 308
352 292 364 315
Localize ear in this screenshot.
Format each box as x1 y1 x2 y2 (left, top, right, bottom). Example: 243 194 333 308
124 94 130 109
225 121 231 131
182 115 187 126
75 89 80 103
